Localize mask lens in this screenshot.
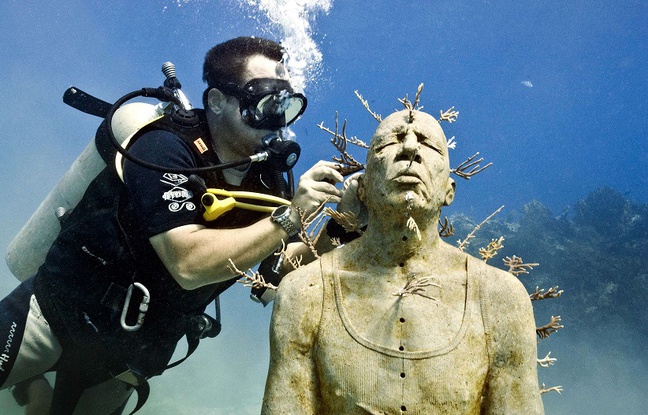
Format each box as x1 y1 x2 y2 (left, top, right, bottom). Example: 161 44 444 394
250 91 306 130
282 96 306 124
234 78 307 130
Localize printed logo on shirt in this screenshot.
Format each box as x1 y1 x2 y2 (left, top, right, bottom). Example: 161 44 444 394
162 186 196 212
160 173 189 187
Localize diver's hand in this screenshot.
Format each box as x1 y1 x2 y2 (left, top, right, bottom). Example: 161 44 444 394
337 172 367 228
290 161 344 224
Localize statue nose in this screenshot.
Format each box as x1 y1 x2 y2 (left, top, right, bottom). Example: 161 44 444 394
401 131 420 155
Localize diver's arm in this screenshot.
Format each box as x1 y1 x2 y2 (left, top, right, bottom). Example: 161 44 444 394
151 220 294 289
150 161 343 290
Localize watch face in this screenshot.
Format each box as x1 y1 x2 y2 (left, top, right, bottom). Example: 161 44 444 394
273 205 289 218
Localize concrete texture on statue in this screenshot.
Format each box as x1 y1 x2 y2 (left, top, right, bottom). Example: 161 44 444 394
262 109 544 414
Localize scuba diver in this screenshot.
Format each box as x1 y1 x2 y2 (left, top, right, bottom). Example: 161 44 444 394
0 36 354 414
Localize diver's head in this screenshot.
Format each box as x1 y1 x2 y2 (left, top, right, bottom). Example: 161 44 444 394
359 109 455 219
202 37 306 163
202 37 306 133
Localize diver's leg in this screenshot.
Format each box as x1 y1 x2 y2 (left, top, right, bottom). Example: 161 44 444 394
12 375 53 415
0 279 62 413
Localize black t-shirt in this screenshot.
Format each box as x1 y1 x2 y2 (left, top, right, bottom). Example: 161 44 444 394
123 129 204 237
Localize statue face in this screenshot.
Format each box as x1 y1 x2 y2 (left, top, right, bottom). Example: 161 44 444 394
361 110 455 215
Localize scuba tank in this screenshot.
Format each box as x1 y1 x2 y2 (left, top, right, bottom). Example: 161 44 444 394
6 100 166 281
6 62 194 281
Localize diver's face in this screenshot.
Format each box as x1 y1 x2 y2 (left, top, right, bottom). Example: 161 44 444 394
362 110 454 214
221 55 289 155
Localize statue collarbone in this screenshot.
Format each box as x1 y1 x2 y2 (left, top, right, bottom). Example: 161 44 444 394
333 244 470 354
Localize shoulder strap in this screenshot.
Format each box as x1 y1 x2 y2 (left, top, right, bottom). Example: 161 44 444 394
150 108 220 167
109 108 223 184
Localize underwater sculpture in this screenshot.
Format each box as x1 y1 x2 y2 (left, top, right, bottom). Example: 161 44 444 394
261 100 545 414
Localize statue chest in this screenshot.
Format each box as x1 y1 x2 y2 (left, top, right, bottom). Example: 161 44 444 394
312 266 488 414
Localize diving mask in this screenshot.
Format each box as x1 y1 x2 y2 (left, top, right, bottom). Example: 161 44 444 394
209 78 307 131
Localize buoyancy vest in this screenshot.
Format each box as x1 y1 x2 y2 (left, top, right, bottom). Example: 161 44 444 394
33 109 290 412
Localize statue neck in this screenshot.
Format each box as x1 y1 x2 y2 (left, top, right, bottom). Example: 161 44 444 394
357 211 443 266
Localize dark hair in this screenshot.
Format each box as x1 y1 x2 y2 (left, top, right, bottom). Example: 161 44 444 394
203 36 284 89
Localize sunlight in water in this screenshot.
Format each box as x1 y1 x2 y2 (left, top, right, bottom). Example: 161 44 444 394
239 0 332 92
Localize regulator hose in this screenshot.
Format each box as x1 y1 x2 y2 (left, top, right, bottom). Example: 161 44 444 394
105 87 284 174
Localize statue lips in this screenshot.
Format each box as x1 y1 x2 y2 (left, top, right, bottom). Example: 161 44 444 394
393 175 422 185
391 168 424 186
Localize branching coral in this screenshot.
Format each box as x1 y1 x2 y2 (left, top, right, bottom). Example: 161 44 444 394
398 83 425 123
295 201 330 260
405 192 422 241
412 83 424 110
457 206 505 251
537 315 564 340
503 255 540 277
540 383 563 395
277 239 303 271
452 152 492 180
354 90 382 122
229 259 278 291
479 236 505 263
438 217 454 238
439 106 459 123
323 207 363 235
537 352 557 368
392 276 440 301
317 112 366 176
317 117 369 149
530 286 564 302
447 136 457 149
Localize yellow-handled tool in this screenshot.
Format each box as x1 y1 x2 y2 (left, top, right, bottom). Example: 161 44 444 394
201 188 291 221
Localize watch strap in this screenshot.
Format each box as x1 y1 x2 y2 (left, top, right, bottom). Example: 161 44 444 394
272 206 300 237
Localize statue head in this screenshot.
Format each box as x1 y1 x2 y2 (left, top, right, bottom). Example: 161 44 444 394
358 109 455 221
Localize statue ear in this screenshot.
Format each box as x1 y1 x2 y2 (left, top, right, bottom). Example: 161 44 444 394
443 177 456 206
206 88 228 115
357 174 367 204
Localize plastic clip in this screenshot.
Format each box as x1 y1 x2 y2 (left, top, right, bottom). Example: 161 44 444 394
120 282 150 332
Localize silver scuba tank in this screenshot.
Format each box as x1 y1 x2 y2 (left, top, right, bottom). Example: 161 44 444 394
5 102 165 281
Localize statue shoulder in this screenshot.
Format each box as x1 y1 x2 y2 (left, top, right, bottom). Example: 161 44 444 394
277 258 325 302
473 256 535 336
473 257 530 307
472 256 536 358
271 258 325 352
274 257 324 316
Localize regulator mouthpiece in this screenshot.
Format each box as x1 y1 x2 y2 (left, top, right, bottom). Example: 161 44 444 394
260 131 301 172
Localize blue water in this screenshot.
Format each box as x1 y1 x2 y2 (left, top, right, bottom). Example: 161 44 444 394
1 1 646 413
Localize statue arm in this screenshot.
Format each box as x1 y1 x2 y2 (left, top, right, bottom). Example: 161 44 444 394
261 262 323 415
481 269 545 415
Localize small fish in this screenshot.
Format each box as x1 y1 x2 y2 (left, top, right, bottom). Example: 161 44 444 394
521 80 534 88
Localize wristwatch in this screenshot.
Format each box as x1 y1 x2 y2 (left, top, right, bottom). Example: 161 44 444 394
271 205 300 237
